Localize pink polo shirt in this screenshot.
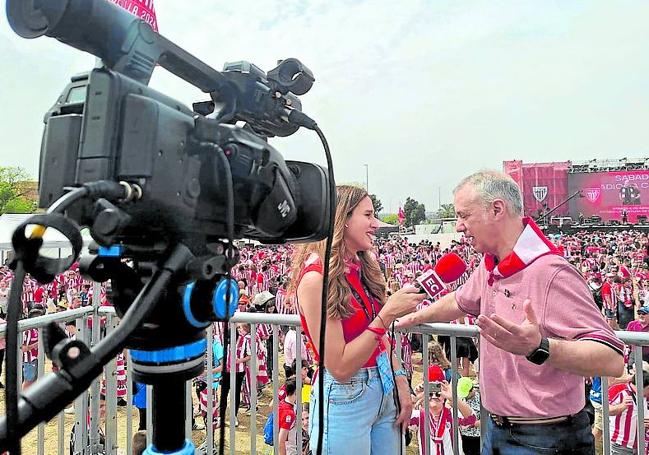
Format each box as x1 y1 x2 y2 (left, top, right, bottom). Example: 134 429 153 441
455 255 624 418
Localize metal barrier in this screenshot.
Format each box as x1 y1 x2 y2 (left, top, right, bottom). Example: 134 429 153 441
3 310 649 454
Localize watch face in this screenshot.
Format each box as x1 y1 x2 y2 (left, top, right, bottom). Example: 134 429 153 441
527 338 550 365
529 349 549 364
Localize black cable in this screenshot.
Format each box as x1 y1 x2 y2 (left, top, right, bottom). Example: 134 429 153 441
47 181 125 215
3 181 126 454
212 145 236 455
5 262 26 455
313 125 336 455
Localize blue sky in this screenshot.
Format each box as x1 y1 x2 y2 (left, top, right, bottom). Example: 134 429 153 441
2 0 649 212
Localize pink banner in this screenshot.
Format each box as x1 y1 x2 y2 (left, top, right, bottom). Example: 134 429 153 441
108 0 158 32
569 170 649 222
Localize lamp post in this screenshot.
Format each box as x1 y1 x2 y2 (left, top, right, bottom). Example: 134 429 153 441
364 164 369 194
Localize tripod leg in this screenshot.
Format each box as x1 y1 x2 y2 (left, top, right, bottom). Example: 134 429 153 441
151 378 188 452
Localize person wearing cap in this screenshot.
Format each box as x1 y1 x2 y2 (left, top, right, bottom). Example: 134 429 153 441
456 377 481 455
626 306 649 362
400 171 624 453
252 290 275 311
409 365 475 455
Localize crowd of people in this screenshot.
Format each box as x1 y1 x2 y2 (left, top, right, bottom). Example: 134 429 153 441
4 183 649 454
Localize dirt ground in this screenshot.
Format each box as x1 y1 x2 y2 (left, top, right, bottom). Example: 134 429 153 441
1 355 425 455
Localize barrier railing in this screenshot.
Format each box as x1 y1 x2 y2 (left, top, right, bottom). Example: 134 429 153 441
2 310 649 455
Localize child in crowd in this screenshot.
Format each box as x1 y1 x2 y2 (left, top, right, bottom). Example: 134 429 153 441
278 377 297 455
608 363 649 454
410 366 476 455
21 307 44 389
428 341 458 383
457 377 481 455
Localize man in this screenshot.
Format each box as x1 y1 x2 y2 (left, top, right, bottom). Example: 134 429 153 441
627 306 649 362
283 326 307 379
620 180 641 206
400 170 624 454
602 273 618 329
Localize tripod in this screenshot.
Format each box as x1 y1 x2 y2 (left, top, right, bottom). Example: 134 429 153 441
0 240 239 455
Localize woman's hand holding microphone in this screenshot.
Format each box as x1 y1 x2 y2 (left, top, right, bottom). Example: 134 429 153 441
378 284 426 327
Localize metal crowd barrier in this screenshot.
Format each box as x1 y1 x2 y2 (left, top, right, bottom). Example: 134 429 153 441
3 309 649 455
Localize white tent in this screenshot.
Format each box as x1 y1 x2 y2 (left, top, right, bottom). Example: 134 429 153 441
0 214 92 263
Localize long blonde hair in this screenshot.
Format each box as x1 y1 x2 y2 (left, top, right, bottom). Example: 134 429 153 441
287 185 386 319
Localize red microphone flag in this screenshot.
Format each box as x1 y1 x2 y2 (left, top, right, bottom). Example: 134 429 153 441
108 0 158 32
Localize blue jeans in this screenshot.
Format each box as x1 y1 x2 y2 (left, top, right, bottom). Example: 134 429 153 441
22 359 38 382
482 409 594 454
309 367 399 455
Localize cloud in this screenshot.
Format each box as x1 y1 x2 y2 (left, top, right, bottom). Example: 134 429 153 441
1 0 649 212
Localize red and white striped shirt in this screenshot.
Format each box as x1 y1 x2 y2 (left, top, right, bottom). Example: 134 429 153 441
227 333 251 373
22 328 39 363
609 383 649 450
256 323 271 341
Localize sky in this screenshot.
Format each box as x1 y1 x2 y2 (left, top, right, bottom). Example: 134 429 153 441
2 0 649 213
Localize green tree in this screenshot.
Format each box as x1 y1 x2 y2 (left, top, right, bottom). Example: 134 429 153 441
369 194 383 214
4 198 37 214
380 213 398 225
403 197 426 227
0 166 37 214
437 203 456 219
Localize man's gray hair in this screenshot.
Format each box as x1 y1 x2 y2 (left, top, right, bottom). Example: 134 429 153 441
453 170 523 216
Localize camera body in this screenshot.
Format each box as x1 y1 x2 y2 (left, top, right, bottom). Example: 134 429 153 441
40 69 329 253
8 0 330 254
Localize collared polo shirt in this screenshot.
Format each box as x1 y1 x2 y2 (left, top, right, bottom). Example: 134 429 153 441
455 254 624 418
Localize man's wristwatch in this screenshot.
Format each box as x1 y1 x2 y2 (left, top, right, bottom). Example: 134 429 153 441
526 337 550 365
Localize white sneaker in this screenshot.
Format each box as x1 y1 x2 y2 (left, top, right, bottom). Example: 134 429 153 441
234 418 239 427
64 407 75 415
195 441 208 454
192 422 205 431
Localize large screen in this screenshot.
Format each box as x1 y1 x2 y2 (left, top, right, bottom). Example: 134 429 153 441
568 170 649 222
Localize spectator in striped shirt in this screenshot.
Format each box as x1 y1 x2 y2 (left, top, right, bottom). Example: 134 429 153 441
21 307 44 389
219 323 251 427
608 363 649 454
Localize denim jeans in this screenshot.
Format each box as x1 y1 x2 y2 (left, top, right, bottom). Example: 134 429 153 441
309 367 399 455
481 409 595 454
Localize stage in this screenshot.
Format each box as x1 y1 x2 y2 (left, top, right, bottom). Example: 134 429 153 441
542 223 649 235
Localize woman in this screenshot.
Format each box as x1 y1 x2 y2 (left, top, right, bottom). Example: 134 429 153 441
289 185 426 453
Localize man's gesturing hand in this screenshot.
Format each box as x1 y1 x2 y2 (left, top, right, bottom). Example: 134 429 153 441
476 299 543 357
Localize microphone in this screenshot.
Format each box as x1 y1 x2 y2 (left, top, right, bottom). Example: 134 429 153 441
416 253 467 300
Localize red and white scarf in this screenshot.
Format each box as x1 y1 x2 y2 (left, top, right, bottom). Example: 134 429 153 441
417 407 452 455
485 217 559 286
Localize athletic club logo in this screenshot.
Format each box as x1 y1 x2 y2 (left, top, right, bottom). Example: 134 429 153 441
532 186 548 203
584 188 601 203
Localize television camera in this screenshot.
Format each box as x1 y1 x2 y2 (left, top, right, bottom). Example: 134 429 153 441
1 1 333 454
